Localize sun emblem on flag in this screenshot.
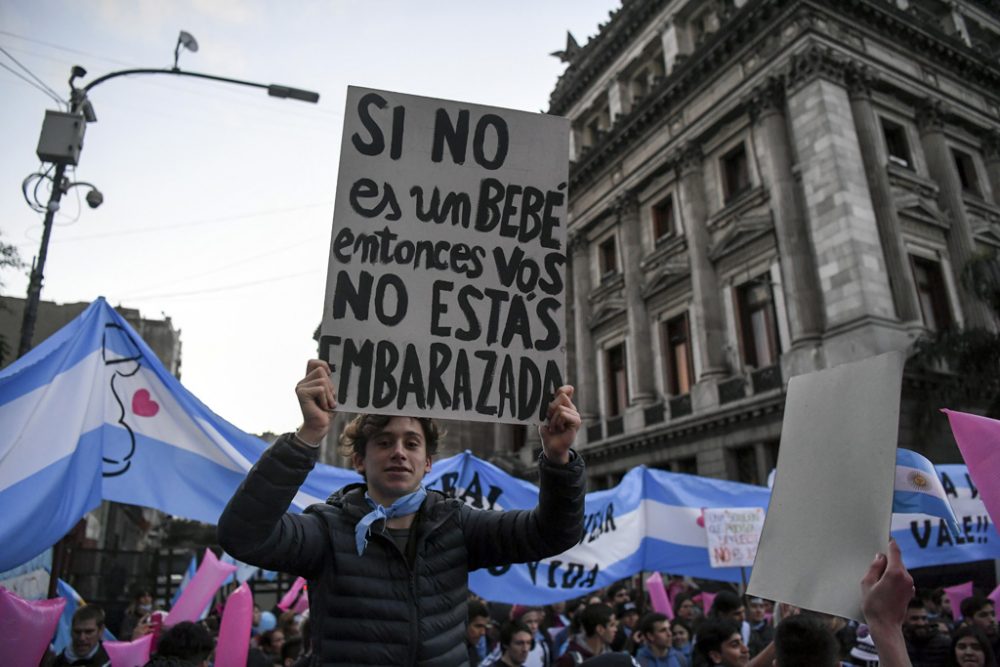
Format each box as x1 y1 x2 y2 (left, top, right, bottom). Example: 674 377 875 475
908 470 929 490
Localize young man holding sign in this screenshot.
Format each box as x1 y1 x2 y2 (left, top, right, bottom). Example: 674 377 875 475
218 360 586 666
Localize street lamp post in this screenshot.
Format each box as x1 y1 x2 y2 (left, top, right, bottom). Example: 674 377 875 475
17 31 319 358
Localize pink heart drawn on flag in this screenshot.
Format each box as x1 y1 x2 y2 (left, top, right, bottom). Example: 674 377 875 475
132 389 160 417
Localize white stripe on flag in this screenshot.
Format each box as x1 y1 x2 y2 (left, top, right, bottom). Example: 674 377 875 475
895 464 950 499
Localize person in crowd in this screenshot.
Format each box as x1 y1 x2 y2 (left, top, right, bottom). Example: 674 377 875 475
513 605 552 667
54 605 111 667
634 612 685 667
772 614 839 667
960 597 999 656
278 610 301 641
606 583 632 608
145 621 214 667
217 361 586 665
903 597 951 666
289 618 313 667
946 625 998 667
612 602 640 652
672 593 698 625
481 621 536 667
692 619 750 667
670 620 692 664
553 597 590 659
555 604 618 666
281 636 304 666
708 591 751 646
850 626 881 667
118 588 153 640
745 598 773 657
468 601 493 667
259 629 285 662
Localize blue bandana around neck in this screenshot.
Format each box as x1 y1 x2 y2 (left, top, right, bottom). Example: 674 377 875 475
354 486 427 556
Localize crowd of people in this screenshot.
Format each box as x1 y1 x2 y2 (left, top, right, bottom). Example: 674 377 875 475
39 566 998 666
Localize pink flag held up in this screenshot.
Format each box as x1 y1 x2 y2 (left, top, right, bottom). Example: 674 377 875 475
166 548 237 625
215 582 254 667
278 576 307 611
645 572 674 619
942 410 1000 533
987 584 1000 608
944 581 974 620
695 591 717 615
0 587 66 667
104 633 153 667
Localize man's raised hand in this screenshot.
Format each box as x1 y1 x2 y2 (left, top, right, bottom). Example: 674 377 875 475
295 359 337 445
539 385 580 465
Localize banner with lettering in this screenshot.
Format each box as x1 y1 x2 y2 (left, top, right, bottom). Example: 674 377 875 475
320 86 569 425
423 454 998 605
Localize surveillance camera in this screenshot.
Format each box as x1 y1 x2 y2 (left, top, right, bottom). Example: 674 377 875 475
85 188 104 209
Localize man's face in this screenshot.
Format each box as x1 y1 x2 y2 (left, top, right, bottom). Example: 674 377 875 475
905 607 932 639
613 588 630 605
728 606 746 625
467 615 489 645
647 621 672 651
506 630 534 665
353 417 432 505
622 611 639 630
710 632 750 667
971 604 997 637
71 618 102 655
521 610 542 635
596 616 619 646
676 599 695 620
748 600 766 623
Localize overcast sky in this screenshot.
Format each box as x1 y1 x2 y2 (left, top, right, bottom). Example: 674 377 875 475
0 0 616 435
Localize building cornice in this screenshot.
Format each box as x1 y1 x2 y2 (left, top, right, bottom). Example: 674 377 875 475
561 0 1000 194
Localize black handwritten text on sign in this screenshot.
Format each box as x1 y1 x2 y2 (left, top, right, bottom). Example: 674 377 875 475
320 87 570 424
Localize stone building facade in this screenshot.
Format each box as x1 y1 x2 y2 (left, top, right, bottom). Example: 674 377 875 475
550 0 1000 489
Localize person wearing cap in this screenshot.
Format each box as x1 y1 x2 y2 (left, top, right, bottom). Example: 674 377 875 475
612 602 640 652
851 625 881 667
505 605 551 667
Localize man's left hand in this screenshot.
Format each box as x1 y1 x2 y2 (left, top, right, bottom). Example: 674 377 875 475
539 385 580 465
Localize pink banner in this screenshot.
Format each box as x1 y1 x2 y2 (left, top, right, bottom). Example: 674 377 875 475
695 591 717 615
943 410 1000 532
215 582 253 667
278 576 307 611
165 549 237 625
0 587 66 667
944 581 974 620
988 584 1000 607
645 572 674 619
104 633 153 667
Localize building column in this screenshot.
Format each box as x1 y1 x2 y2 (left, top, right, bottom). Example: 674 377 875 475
917 100 994 330
845 64 922 324
748 77 825 346
676 142 728 379
984 130 1000 208
616 191 657 405
784 45 903 365
570 233 599 421
608 79 625 121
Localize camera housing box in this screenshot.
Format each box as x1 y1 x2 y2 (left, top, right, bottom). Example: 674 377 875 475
37 110 86 166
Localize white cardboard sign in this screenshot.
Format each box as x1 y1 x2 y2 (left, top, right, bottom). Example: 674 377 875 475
705 507 765 568
320 87 570 424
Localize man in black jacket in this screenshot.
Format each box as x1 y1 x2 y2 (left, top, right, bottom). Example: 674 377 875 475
218 359 586 666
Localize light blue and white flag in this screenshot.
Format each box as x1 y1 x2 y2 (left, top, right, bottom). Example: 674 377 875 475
221 552 264 586
894 448 961 538
171 555 197 608
0 298 361 572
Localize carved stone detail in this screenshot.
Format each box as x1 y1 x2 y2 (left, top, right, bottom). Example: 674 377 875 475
786 45 848 92
844 61 878 100
674 142 703 177
916 99 949 134
746 76 785 122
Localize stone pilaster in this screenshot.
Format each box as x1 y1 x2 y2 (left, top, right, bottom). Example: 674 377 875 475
785 47 906 365
747 76 825 350
569 233 599 420
675 142 728 380
845 63 922 324
984 130 1000 208
615 191 656 404
918 100 993 329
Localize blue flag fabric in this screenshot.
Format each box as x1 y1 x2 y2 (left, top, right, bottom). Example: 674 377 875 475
0 298 360 572
894 449 962 539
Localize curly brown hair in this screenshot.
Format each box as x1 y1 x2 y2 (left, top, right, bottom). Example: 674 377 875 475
338 414 442 460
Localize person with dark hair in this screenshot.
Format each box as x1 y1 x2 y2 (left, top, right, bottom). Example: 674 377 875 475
708 591 750 646
118 588 153 640
773 614 839 667
960 597 999 656
692 618 749 666
481 621 535 667
146 621 214 667
218 361 586 666
606 583 631 608
555 604 618 666
281 636 304 666
54 605 110 666
634 612 684 667
745 598 772 658
903 597 951 666
947 625 998 667
468 600 492 667
612 602 640 652
672 594 697 625
259 629 285 662
670 620 692 664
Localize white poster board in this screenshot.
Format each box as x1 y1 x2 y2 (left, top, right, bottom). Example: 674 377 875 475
747 352 903 621
320 86 569 424
705 507 765 568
